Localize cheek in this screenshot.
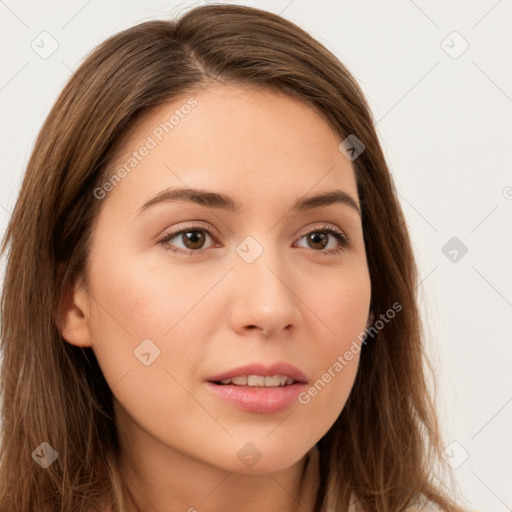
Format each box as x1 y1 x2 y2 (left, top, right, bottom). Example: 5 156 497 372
86 263 214 439
85 255 214 401
296 266 370 427
88 247 219 339
313 259 371 353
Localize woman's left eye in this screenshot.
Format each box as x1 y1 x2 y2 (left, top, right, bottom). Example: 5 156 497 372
295 226 349 254
156 224 349 256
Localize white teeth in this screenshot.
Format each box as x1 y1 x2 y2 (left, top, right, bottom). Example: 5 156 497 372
264 375 281 386
217 374 296 387
248 375 265 386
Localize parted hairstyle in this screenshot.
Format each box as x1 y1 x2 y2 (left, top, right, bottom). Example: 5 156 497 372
0 4 463 512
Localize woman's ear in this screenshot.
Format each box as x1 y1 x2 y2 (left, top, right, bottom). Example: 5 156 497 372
58 275 93 348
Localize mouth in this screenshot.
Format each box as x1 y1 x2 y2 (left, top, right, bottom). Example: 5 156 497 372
205 362 308 414
213 374 300 387
206 361 308 386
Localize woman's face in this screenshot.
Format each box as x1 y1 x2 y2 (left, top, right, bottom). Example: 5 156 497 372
64 84 371 474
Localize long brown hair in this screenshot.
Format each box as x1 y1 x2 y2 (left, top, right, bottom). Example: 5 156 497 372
1 4 463 511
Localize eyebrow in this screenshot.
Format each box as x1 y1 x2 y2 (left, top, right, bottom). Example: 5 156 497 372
137 186 361 217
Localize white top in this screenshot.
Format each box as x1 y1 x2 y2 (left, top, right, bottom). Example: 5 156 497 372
299 444 473 512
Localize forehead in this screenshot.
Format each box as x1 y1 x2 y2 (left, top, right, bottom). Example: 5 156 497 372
102 84 359 216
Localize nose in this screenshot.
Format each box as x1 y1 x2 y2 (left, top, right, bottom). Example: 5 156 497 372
228 241 301 339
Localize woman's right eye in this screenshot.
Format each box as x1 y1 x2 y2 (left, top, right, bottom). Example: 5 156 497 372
156 226 217 255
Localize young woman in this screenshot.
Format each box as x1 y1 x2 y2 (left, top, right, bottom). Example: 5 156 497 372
0 4 466 512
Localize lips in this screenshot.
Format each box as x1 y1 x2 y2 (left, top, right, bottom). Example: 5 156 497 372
205 362 308 413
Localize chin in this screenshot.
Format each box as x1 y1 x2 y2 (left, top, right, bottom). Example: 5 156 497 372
217 436 314 475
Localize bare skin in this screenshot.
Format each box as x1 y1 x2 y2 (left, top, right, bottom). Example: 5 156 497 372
60 84 372 512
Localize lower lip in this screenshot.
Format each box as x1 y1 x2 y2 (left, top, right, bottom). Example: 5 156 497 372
205 381 307 414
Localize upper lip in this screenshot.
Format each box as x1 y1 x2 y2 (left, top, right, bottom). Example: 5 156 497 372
207 362 308 384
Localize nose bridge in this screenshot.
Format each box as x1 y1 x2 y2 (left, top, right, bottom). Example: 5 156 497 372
235 231 286 286
230 232 300 334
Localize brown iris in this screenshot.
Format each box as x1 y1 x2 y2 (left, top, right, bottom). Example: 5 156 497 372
181 230 207 250
306 231 329 250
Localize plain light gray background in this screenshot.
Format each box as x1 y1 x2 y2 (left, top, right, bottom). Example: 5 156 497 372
1 1 511 510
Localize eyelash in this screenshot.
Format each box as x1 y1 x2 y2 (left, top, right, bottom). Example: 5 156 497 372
155 222 350 257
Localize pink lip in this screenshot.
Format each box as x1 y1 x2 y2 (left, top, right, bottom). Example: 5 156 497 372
205 362 308 414
205 381 307 414
206 362 308 383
